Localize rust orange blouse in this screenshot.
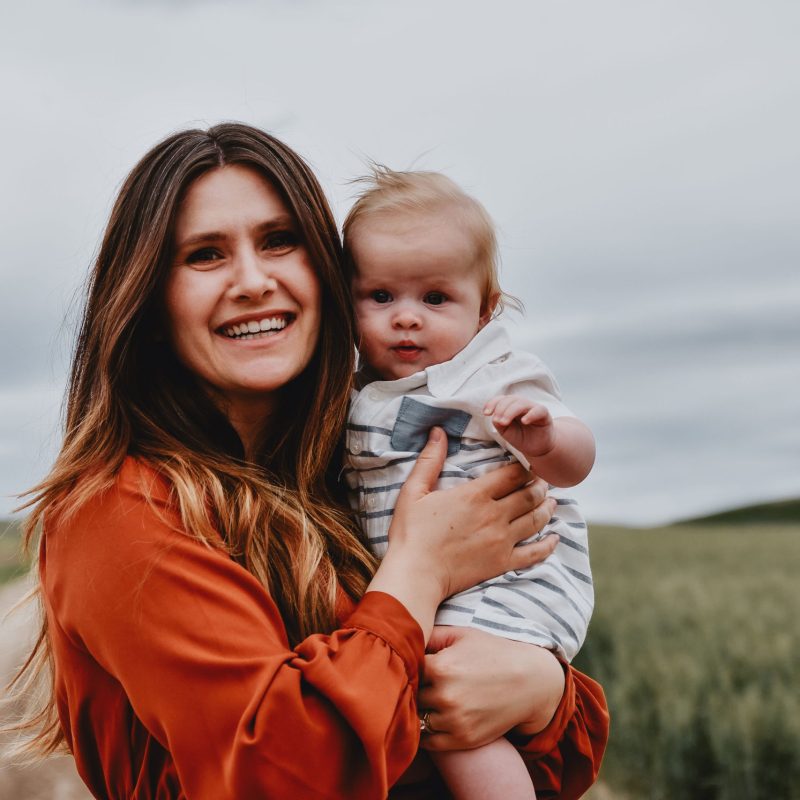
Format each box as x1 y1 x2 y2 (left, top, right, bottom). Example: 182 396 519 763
41 458 608 798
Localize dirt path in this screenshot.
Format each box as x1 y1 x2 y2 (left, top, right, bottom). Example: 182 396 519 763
0 576 91 800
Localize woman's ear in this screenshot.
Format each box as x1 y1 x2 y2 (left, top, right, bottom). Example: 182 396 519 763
479 292 501 328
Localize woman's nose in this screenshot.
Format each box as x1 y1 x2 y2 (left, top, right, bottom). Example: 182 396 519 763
229 249 278 300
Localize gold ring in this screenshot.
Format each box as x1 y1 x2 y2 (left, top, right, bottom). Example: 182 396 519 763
419 710 434 735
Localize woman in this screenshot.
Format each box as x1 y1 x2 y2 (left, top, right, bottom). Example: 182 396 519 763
12 123 608 798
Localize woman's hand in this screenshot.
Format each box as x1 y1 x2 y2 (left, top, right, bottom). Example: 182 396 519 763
366 428 558 640
416 626 566 751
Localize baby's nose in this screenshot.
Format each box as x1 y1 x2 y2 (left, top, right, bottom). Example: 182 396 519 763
392 307 422 329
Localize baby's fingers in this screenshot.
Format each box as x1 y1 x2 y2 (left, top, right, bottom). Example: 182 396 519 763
520 404 552 426
489 396 531 427
482 394 506 416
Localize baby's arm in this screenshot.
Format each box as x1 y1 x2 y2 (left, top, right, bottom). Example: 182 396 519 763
484 395 595 488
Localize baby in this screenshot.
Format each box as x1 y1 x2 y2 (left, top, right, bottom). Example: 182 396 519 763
342 168 595 800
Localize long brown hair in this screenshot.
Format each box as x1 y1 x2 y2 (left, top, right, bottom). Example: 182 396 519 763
8 123 376 756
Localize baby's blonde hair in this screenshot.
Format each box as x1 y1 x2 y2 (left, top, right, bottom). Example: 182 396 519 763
342 165 522 315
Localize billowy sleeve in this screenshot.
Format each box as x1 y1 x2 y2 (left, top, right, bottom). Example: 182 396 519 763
511 660 610 800
42 460 424 799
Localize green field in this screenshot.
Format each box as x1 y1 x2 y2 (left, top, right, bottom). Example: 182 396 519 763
575 515 800 800
2 506 799 799
0 518 28 585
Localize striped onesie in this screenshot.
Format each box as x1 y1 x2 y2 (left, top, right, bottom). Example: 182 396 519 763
344 320 593 661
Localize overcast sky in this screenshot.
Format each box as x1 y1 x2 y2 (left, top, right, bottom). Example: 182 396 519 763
1 0 798 525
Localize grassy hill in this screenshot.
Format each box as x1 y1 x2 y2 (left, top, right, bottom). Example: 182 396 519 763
679 497 800 526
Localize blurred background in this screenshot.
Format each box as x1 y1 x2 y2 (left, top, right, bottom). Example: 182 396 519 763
1 1 798 798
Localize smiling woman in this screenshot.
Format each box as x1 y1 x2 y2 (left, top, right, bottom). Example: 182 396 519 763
165 165 321 456
8 123 607 799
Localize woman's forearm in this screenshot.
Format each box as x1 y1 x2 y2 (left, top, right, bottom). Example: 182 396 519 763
366 552 443 643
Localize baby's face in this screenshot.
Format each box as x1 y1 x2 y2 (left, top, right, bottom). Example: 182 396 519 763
350 213 489 380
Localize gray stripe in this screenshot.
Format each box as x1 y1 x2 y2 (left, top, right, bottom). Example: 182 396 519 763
531 578 589 622
503 586 579 643
481 597 525 618
555 533 588 555
471 616 565 650
350 454 420 472
369 534 389 544
347 424 393 435
555 497 578 506
459 442 503 452
547 517 586 531
564 565 593 585
360 508 395 520
438 602 475 615
361 482 406 494
439 470 470 479
550 562 594 605
467 454 514 469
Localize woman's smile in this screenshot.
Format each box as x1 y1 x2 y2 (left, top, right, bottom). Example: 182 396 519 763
220 312 294 339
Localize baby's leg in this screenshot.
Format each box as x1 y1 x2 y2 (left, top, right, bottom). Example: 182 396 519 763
432 737 535 800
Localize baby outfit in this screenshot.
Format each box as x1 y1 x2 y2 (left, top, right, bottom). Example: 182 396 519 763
344 320 593 661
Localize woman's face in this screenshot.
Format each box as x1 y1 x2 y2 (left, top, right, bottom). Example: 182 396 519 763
164 165 321 429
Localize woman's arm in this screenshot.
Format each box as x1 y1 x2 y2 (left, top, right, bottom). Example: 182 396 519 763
43 471 424 798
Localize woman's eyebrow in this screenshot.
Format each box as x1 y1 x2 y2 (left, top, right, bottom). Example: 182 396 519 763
176 231 225 249
254 214 296 233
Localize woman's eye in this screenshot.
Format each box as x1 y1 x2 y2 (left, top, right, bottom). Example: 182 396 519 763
186 247 222 266
371 290 392 304
424 292 446 305
264 231 298 251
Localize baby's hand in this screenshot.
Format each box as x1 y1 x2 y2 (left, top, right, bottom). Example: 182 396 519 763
484 395 555 458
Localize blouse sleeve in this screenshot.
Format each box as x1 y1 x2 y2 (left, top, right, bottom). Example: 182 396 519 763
42 460 425 799
509 660 610 800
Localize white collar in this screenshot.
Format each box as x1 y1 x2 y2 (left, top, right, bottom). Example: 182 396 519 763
425 319 512 397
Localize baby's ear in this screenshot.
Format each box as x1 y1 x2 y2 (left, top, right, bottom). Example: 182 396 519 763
479 292 501 328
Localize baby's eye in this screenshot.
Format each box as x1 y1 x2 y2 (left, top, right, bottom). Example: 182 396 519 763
371 290 392 303
264 230 298 251
424 292 447 305
186 247 223 266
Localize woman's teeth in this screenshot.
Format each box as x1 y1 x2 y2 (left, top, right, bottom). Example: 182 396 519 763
223 316 290 339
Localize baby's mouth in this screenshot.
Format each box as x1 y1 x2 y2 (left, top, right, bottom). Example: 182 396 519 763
220 313 295 340
392 343 423 360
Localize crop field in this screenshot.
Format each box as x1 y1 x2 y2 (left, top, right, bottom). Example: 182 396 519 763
0 518 27 585
575 520 800 800
2 510 799 799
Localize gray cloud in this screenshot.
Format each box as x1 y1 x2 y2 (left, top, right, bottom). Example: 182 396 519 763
1 0 798 522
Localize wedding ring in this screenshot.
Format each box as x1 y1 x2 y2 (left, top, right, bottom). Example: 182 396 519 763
419 710 435 735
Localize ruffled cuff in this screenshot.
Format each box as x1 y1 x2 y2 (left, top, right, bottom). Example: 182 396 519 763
511 663 610 800
344 591 426 685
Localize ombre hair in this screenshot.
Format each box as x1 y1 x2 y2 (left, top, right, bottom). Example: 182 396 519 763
8 123 376 757
342 165 522 315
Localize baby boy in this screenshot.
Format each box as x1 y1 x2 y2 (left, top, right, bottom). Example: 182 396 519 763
342 167 595 799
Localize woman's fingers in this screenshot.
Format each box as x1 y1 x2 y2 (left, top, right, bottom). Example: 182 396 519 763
496 476 549 521
508 533 559 571
508 495 557 541
476 461 532 500
396 427 447 504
